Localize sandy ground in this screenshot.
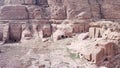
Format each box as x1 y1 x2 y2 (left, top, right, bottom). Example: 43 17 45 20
0 36 98 68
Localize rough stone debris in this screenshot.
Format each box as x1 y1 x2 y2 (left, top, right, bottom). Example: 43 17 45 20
0 0 120 68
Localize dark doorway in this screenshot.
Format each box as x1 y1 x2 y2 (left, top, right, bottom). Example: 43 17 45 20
0 32 3 41
8 23 22 43
36 0 48 6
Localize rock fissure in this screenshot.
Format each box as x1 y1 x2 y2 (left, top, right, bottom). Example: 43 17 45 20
96 0 105 19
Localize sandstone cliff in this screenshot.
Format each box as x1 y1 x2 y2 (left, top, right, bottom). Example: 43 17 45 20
0 0 120 68
0 0 120 42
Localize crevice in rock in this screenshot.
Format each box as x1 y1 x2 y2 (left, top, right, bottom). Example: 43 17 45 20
96 0 105 19
7 23 22 43
25 7 30 24
48 21 53 40
87 0 94 19
36 0 40 5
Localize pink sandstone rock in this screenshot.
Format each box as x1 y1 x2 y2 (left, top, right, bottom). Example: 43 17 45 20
21 27 32 41
89 21 120 39
52 23 73 41
30 20 52 38
102 0 120 19
78 33 89 40
0 25 3 41
24 0 36 5
66 0 91 19
33 8 43 19
0 6 28 20
42 24 52 38
67 37 116 65
48 0 67 20
89 27 96 38
0 0 4 6
95 28 101 38
53 30 65 41
40 0 48 6
4 0 24 4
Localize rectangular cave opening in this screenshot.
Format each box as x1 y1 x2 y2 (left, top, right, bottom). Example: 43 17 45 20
7 23 22 43
0 32 3 41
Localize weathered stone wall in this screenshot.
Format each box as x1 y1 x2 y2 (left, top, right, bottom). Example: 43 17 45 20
0 0 120 42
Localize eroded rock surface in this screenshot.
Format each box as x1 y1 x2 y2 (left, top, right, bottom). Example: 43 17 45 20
0 0 120 68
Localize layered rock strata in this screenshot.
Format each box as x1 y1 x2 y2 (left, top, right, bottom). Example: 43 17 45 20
0 0 120 42
0 0 120 68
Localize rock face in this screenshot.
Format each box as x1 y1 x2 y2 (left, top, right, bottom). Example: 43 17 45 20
48 0 67 20
0 6 28 20
66 0 91 19
102 0 120 19
0 0 120 42
0 0 4 6
0 0 120 68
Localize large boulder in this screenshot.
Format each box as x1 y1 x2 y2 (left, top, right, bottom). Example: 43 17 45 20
0 6 28 20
